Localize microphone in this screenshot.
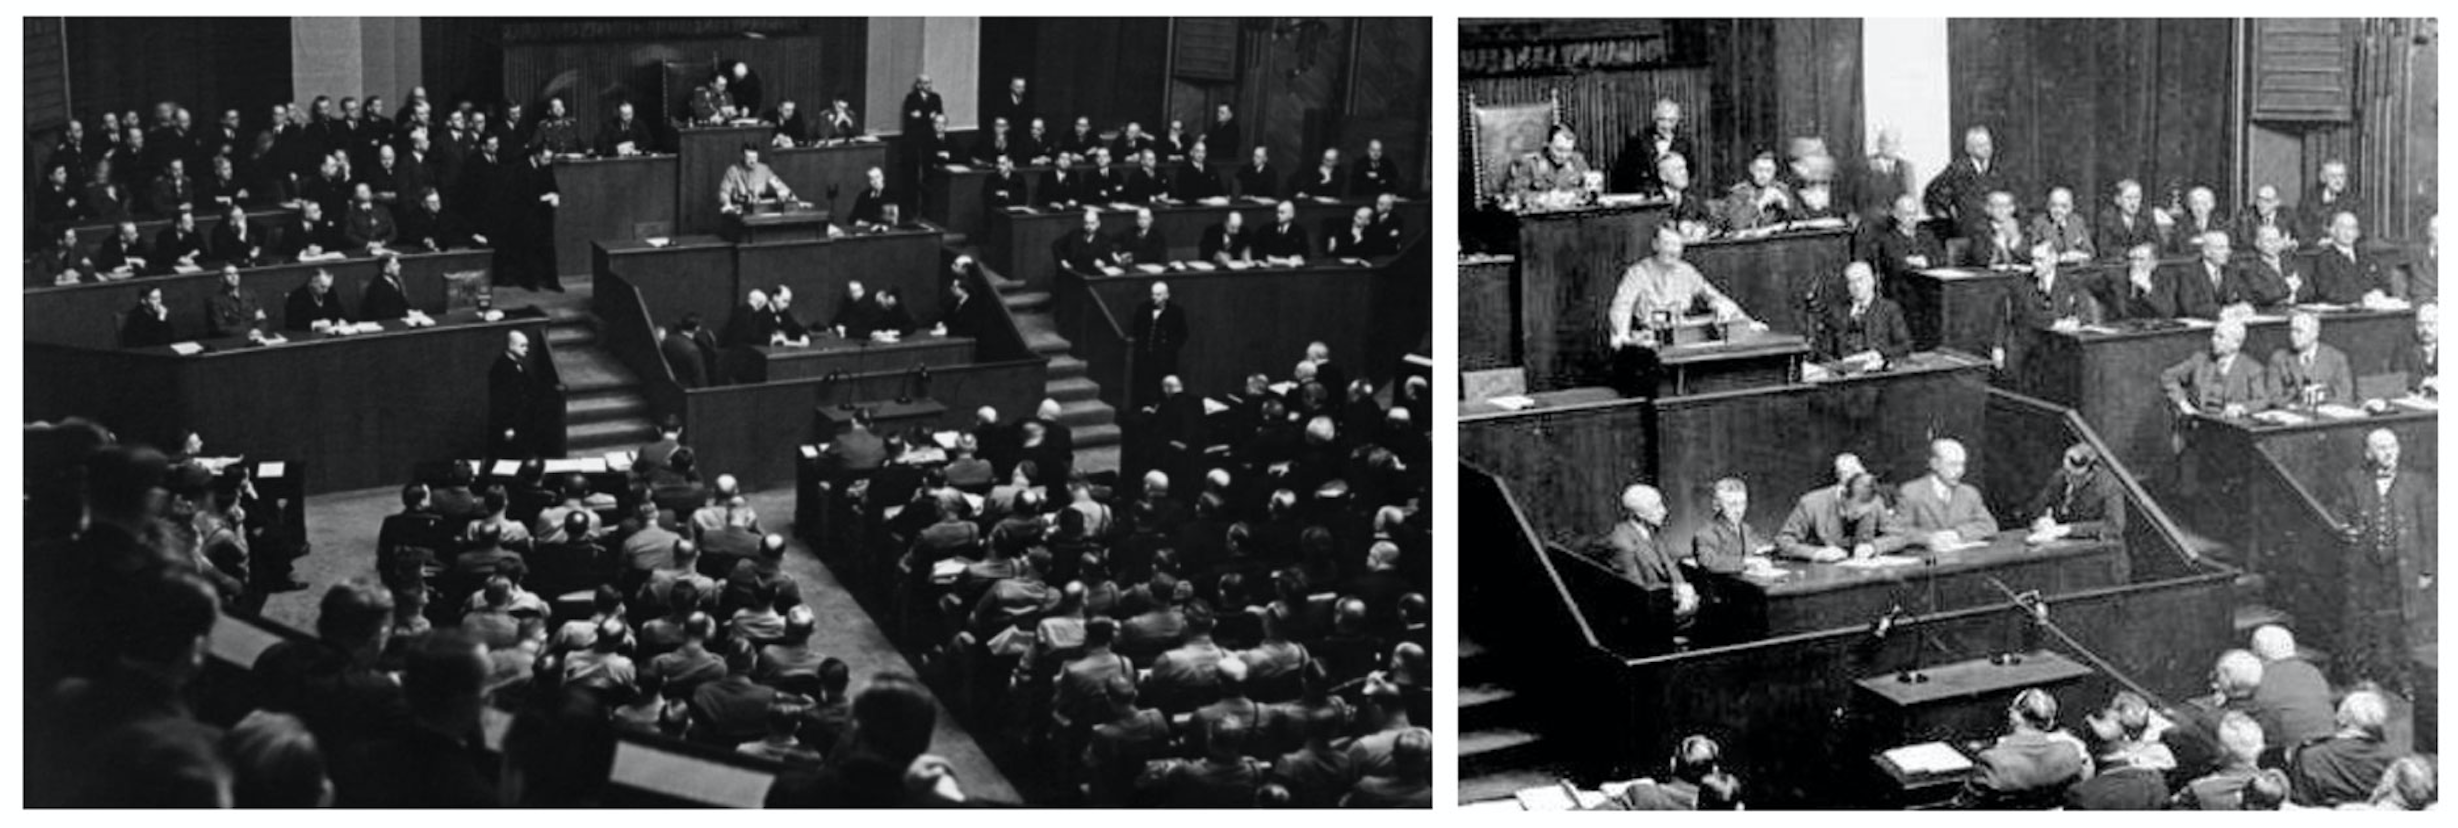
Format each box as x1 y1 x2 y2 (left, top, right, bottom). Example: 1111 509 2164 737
1871 602 1906 640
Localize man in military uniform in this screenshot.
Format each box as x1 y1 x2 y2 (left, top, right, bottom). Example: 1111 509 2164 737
691 73 737 126
1500 123 1591 204
533 97 583 155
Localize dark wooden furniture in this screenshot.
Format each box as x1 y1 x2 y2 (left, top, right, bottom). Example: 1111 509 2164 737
1651 330 1809 397
985 196 1429 291
591 224 945 334
25 248 490 350
551 154 680 278
752 334 974 383
1695 536 2125 639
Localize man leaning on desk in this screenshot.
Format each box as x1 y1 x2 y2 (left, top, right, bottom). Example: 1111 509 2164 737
719 143 795 214
1605 224 1762 391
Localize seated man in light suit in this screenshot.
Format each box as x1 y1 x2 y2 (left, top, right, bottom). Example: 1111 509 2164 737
2159 319 2275 418
1775 454 1905 562
1687 477 1768 574
1603 484 1698 620
1607 224 1759 393
1884 438 1999 550
718 143 794 213
2266 311 2353 407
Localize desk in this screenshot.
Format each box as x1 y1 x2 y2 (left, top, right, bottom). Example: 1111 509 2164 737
551 154 679 277
25 248 490 350
26 309 556 494
2027 308 2415 474
1697 535 2125 639
921 160 1196 241
986 196 1428 290
769 142 892 222
1859 650 2097 804
1901 266 2019 353
1065 255 1424 400
1459 254 1517 372
724 206 832 244
752 334 974 382
590 224 946 335
1651 330 1808 397
593 236 739 332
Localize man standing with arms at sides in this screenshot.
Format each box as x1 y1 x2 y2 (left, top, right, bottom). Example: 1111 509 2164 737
1604 484 1699 626
1205 103 1240 159
491 331 542 459
2295 160 2359 248
901 75 944 146
1132 282 1188 406
2334 429 2432 695
1615 98 1695 194
1924 126 2014 242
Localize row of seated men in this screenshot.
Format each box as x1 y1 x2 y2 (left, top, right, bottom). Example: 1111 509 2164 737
110 260 415 348
967 140 1409 212
35 186 483 289
654 263 1007 389
798 344 1432 803
1050 197 1412 275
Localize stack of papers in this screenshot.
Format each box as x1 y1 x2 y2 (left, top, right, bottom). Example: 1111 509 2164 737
1222 260 1253 271
2314 403 2367 420
172 263 204 275
1840 555 1921 569
490 459 522 477
2253 410 2311 426
603 451 636 472
1484 395 1537 411
1884 742 1974 776
170 342 205 355
930 559 967 583
931 431 960 450
2394 395 2438 412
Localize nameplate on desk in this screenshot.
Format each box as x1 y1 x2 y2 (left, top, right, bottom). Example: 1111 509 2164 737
169 342 205 356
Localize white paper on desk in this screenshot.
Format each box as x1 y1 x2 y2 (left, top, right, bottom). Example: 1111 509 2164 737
2176 317 2215 329
1513 785 1603 811
1198 197 1232 207
1268 381 1298 396
1885 742 1974 775
1247 196 1278 205
1338 257 1369 267
1801 363 1833 382
963 493 985 514
1223 260 1252 271
932 431 960 450
943 164 972 173
1202 397 1231 415
1182 261 1216 271
169 342 205 355
2395 395 2438 412
799 445 820 459
256 461 286 479
2295 302 2348 313
1108 203 1138 212
578 457 609 473
1098 266 1125 277
173 263 204 275
2076 324 2119 335
1485 394 1537 411
1003 206 1036 214
1932 538 1987 553
1841 555 1921 569
1920 267 1973 279
542 458 585 473
1136 263 1166 275
2314 403 2367 420
604 451 636 472
490 459 521 477
2253 410 2310 426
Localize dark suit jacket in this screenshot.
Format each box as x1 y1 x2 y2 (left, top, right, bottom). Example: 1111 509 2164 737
1815 297 1912 362
279 214 345 260
2267 344 2354 406
209 221 264 266
980 171 1026 208
488 352 535 438
2152 260 2240 320
1077 168 1120 204
2094 209 2164 259
941 294 996 342
1323 224 1389 258
1115 228 1168 266
1869 222 1946 293
1923 156 2017 238
1203 122 1240 157
849 187 896 225
344 202 397 247
2024 465 2126 539
597 118 657 156
1235 164 1276 199
1131 301 1188 360
1120 168 1168 203
825 427 888 474
1200 224 1253 263
1053 230 1111 273
360 272 411 321
147 174 197 217
2311 244 2385 303
2251 658 2336 751
2065 765 2170 810
94 232 153 273
1286 166 1347 200
1256 222 1310 259
1612 131 1696 193
661 330 710 388
154 226 209 264
2160 351 2274 413
284 286 350 331
120 306 176 348
1962 731 2089 807
1603 519 1684 589
1351 156 1403 196
1171 165 1226 202
2233 256 2314 309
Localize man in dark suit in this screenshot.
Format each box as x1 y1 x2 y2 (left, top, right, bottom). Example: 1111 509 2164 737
1601 484 1698 618
1814 263 1911 364
1200 211 1255 266
981 154 1027 209
899 75 943 147
2023 443 2126 542
1954 688 2091 808
1235 146 1276 200
398 188 480 253
1368 192 1408 252
343 183 397 252
1323 206 1388 259
1287 148 1347 201
849 167 897 229
2286 691 2397 807
489 331 542 458
2233 225 2315 310
1078 149 1122 205
93 220 153 277
2247 625 2338 752
1613 98 1696 193
823 409 889 478
505 143 562 290
1868 194 1945 302
2160 320 2274 417
940 263 996 342
2095 179 2168 263
2166 186 2230 257
2293 160 2360 249
278 200 346 262
2149 231 2246 320
148 157 198 217
597 101 657 157
284 269 349 332
1057 116 1098 159
2235 184 2294 249
360 254 413 321
1352 139 1403 197
989 77 1032 133
1255 200 1310 265
813 99 861 143
1110 122 1156 161
974 116 1017 166
120 286 177 348
661 314 715 389
2266 312 2354 407
1114 208 1168 267
1922 126 2016 241
2390 307 2437 395
1131 282 1189 404
34 162 84 227
1053 208 1112 273
1204 104 1240 159
2332 431 2433 693
153 209 210 271
204 264 266 338
2312 211 2387 303
207 203 265 268
1120 150 1168 204
1170 143 1225 202
377 483 452 576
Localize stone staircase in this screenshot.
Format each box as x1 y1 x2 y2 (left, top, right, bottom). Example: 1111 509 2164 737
1457 633 1569 806
541 312 657 458
996 283 1121 451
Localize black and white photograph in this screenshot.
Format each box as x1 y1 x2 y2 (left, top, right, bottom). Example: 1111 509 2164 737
1459 16 2439 809
20 15 1433 808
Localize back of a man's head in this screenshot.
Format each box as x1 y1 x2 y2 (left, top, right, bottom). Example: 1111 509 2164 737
1182 600 1217 637
223 711 327 808
2336 690 2389 739
2249 624 2298 662
1391 728 1432 777
2011 687 2059 732
317 577 396 652
403 629 488 721
2214 649 2264 698
84 443 170 524
852 672 938 763
2217 711 2265 767
1670 734 1722 785
1204 714 1248 761
116 568 221 670
80 716 231 807
818 657 853 701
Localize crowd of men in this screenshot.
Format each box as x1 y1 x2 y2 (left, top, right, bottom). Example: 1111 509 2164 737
786 328 1434 805
30 91 580 290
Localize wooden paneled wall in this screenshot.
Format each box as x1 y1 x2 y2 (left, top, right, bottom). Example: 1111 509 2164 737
2293 18 2437 240
498 23 866 133
1949 18 2238 213
58 18 294 129
978 18 1170 140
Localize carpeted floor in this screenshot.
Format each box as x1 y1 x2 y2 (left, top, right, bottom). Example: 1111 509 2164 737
268 483 1020 804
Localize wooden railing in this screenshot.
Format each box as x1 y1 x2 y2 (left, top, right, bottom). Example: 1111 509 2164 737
587 267 688 426
1052 266 1138 412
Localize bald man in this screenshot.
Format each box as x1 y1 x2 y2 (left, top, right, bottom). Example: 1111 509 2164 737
1885 438 1999 549
1615 98 1697 194
1604 484 1699 618
1814 262 1911 364
490 330 541 458
2334 430 2432 694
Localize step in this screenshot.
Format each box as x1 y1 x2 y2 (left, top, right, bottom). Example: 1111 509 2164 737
1459 727 1547 777
1460 683 1516 710
2234 603 2294 634
566 417 656 450
1002 290 1053 312
553 351 640 393
1461 768 1565 806
1054 398 1115 427
565 391 647 424
544 323 597 348
1046 375 1102 404
1022 329 1072 355
1047 355 1088 381
1459 683 1520 732
1071 422 1122 449
1461 637 1489 662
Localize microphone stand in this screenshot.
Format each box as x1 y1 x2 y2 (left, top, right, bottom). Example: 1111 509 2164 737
1983 576 2167 708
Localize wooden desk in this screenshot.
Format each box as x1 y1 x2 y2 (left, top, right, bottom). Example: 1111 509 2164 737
591 224 945 333
1652 330 1808 397
724 206 832 245
1459 254 1517 372
26 309 557 494
25 248 490 350
1901 266 2019 353
593 236 739 332
769 142 892 222
1697 535 2125 639
2027 308 2415 474
986 196 1428 290
63 206 293 253
1685 227 1856 336
1064 255 1426 401
752 334 974 383
1858 651 2097 770
551 154 679 278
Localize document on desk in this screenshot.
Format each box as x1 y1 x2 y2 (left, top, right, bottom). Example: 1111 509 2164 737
1514 783 1605 810
1884 742 1974 775
2394 395 2438 412
2176 317 2215 329
1203 397 1231 415
2314 403 2367 420
1136 263 1166 275
943 164 972 173
932 431 960 450
1181 261 1216 271
2252 410 2310 426
1484 395 1537 411
491 459 522 477
1840 555 1922 569
542 458 586 473
170 342 205 356
605 451 636 472
256 461 286 479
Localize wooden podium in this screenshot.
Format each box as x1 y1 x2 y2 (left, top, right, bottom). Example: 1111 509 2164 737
722 204 832 245
1854 650 2095 748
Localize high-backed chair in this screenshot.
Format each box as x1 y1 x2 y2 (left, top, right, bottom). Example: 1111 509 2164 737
1461 88 1563 208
